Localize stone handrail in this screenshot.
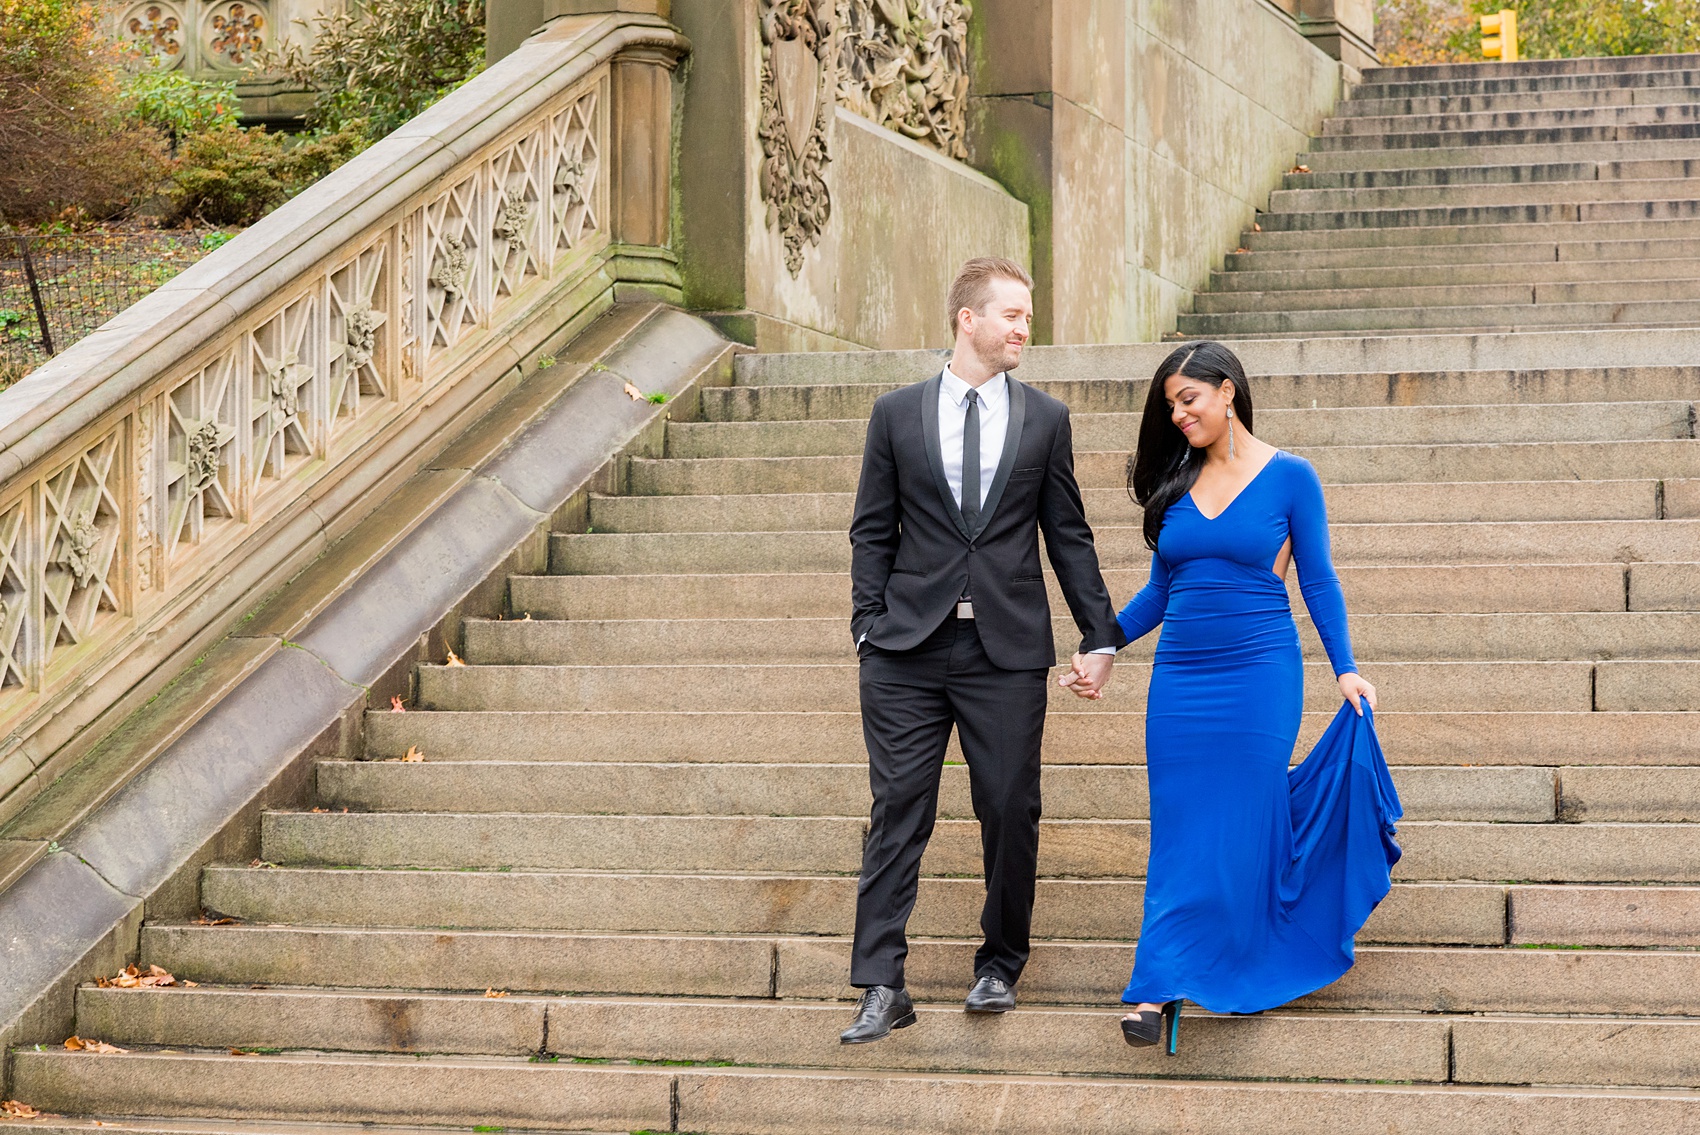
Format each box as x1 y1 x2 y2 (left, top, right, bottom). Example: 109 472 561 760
0 12 687 823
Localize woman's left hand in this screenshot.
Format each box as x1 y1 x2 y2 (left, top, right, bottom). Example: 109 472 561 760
1339 672 1377 715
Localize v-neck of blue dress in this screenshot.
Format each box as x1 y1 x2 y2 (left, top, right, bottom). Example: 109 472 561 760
1117 450 1357 677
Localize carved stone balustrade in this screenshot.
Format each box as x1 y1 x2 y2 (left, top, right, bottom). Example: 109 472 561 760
0 12 687 824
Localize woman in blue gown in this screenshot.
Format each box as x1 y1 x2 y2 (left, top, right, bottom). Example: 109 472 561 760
1095 341 1403 1052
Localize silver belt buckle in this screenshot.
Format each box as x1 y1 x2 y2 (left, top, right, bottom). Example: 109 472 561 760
955 600 974 619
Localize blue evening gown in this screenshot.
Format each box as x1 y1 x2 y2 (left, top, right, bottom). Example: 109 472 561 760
1115 450 1403 1015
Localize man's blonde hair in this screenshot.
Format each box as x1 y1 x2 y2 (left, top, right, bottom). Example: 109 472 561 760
947 257 1034 336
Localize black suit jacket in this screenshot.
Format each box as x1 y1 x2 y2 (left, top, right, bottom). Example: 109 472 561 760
849 372 1126 670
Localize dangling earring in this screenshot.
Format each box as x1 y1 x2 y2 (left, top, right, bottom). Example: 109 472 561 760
1226 406 1236 460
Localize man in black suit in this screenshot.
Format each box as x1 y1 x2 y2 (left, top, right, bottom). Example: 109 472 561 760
841 257 1126 1044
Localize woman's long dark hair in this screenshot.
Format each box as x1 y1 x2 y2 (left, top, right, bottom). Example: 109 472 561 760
1127 341 1255 551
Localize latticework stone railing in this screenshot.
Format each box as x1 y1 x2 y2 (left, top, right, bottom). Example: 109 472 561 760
0 12 686 821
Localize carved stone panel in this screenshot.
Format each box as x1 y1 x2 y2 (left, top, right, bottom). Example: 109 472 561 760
836 0 972 160
163 349 241 563
0 498 29 692
328 237 392 435
122 1 187 68
550 82 604 263
488 130 547 308
420 173 485 366
201 0 266 68
41 432 123 669
758 0 835 276
247 293 319 491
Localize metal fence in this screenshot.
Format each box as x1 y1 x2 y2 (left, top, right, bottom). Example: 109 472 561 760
1 230 215 378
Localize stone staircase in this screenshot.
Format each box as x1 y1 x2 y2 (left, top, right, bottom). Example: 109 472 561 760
1181 52 1700 337
11 55 1700 1135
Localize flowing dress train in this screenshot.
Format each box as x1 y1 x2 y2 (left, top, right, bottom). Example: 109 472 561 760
1116 450 1403 1014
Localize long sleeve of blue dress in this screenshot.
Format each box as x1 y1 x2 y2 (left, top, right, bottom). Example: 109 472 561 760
1288 459 1358 677
1115 551 1169 644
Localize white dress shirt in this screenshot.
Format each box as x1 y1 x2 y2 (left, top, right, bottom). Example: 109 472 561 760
939 364 1007 514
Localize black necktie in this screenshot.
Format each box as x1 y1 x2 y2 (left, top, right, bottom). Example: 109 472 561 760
961 388 981 533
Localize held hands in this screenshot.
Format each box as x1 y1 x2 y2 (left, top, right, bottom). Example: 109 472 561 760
1058 652 1115 700
1339 672 1377 716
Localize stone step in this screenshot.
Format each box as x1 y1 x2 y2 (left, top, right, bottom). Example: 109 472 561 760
1262 198 1700 233
416 658 1699 712
512 561 1680 621
1297 136 1700 176
1287 156 1700 191
1364 54 1700 86
663 402 1695 459
139 924 1700 1007
591 480 1668 532
66 985 1633 1088
314 758 1558 822
1225 237 1700 272
1175 298 1700 336
253 809 1700 884
0 1120 605 1135
706 367 1700 417
1194 278 1700 314
1322 101 1700 137
630 440 1700 494
1211 257 1700 294
16 1049 1700 1135
553 520 1700 575
1308 120 1700 152
194 860 1503 944
1339 86 1700 120
1240 215 1700 252
459 612 1700 664
364 710 1700 768
1272 173 1700 212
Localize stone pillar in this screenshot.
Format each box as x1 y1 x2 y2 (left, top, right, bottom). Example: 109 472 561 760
488 0 671 64
966 0 1129 346
1299 0 1378 77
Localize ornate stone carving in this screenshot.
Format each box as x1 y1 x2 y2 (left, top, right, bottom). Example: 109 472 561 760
55 520 100 590
204 0 265 67
134 400 156 592
343 303 382 373
494 189 532 250
123 2 185 68
758 0 835 276
836 0 972 160
267 353 308 428
554 157 586 204
186 418 230 493
429 235 470 296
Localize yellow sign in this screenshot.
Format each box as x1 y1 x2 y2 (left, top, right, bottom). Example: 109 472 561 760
1481 9 1519 61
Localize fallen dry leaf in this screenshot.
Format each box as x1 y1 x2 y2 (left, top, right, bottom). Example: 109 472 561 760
444 649 465 667
0 1100 40 1119
1234 247 1250 254
95 964 176 989
401 746 425 763
623 381 643 401
249 859 276 869
483 988 509 999
192 913 236 926
1252 222 1262 232
1289 164 1310 173
229 1047 253 1056
64 1036 127 1054
390 695 406 712
183 980 199 987
521 612 532 620
310 807 329 813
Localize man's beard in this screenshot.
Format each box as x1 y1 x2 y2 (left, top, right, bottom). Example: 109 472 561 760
971 326 1022 373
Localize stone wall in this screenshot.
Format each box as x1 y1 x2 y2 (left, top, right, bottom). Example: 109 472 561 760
673 0 1029 353
970 0 1349 344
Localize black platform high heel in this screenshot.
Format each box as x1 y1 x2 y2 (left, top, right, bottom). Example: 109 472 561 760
1119 1000 1182 1055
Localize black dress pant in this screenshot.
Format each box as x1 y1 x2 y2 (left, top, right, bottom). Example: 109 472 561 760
851 614 1049 989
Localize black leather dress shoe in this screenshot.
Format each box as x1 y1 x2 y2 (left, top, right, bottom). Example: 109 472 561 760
839 985 917 1045
964 975 1016 1013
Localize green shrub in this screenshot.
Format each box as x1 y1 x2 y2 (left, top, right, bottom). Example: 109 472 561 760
162 121 368 225
0 0 168 222
269 0 485 140
1378 0 1700 62
126 69 241 142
